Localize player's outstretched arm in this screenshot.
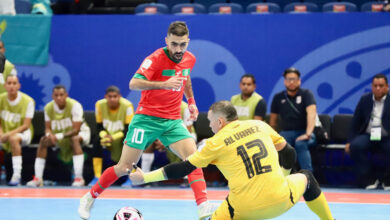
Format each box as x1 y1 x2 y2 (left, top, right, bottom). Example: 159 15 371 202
129 76 185 91
130 161 197 185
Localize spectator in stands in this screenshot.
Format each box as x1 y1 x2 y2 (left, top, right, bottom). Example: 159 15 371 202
26 85 90 187
0 40 18 94
0 75 35 186
345 73 390 190
87 86 134 187
270 67 317 171
0 0 16 15
230 74 267 121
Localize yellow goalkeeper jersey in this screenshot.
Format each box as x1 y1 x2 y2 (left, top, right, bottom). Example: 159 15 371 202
188 120 290 214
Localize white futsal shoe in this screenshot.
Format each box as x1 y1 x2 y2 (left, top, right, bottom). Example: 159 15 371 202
26 176 43 187
78 192 95 219
198 201 219 220
72 178 85 187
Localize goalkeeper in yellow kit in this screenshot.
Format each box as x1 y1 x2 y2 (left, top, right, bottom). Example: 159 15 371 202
130 101 334 220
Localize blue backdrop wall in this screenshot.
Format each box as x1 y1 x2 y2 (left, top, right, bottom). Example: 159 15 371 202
15 13 390 115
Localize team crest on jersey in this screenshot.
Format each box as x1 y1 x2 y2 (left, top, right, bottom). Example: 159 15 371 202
296 96 302 104
175 70 181 76
140 59 152 72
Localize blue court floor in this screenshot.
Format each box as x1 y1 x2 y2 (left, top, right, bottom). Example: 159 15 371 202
0 186 389 219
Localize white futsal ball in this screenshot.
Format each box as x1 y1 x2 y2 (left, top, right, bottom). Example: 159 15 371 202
113 206 143 220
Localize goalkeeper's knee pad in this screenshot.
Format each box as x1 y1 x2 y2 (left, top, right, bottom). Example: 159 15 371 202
298 169 321 201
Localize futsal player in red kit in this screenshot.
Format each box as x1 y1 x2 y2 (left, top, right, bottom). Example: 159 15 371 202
78 21 217 220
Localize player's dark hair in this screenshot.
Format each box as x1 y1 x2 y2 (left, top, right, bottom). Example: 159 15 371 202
52 84 67 93
240 74 256 84
373 73 388 85
0 52 5 73
105 85 120 94
283 67 301 78
167 21 189 37
209 101 238 122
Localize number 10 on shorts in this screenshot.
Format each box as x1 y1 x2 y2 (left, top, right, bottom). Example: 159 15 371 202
131 128 145 144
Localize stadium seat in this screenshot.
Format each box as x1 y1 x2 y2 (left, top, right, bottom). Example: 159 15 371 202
284 2 319 13
230 0 261 9
209 3 243 14
343 0 369 9
135 3 169 14
361 1 385 12
328 114 353 149
194 0 227 9
171 3 206 14
268 0 300 11
157 0 191 10
194 112 214 142
246 3 281 13
15 0 32 14
303 0 329 9
322 2 357 12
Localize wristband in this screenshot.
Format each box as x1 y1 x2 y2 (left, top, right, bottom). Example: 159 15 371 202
187 97 196 106
143 169 166 183
55 133 64 140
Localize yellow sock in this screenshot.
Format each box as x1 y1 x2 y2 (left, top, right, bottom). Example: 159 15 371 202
306 192 333 220
93 157 103 178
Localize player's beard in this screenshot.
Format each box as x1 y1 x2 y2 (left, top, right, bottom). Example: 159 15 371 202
287 86 299 93
172 52 184 62
242 91 253 98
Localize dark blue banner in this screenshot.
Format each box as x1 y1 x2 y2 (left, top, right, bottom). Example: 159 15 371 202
15 13 390 115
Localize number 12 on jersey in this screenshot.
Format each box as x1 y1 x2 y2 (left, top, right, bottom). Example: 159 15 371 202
237 139 272 179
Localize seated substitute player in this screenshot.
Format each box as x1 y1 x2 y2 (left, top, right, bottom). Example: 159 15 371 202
0 75 35 186
230 74 267 120
79 21 216 220
88 86 134 187
130 101 334 220
26 85 90 187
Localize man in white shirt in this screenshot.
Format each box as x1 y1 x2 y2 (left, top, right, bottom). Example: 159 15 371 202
345 73 390 190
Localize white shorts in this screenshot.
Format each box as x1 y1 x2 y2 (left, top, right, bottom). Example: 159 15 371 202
17 129 32 145
0 129 32 150
79 122 91 145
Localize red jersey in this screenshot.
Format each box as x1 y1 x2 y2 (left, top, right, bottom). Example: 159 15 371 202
133 47 196 119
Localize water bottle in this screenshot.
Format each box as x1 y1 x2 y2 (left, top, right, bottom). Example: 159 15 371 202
0 166 6 184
